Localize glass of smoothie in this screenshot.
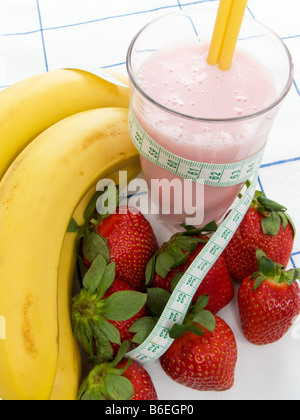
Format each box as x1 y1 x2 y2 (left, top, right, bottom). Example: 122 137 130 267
127 8 293 230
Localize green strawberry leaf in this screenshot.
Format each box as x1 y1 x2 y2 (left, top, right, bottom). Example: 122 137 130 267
96 261 116 300
256 252 276 278
193 295 210 313
169 295 216 339
145 253 157 286
104 374 134 400
286 213 297 238
279 211 289 230
83 254 108 294
72 300 94 354
253 273 266 291
78 376 107 401
254 192 296 238
193 310 216 332
92 327 115 361
93 316 121 346
146 288 171 319
83 186 120 224
129 317 156 344
84 191 103 224
145 222 216 286
170 273 183 292
67 217 82 233
155 250 176 278
167 246 188 268
80 389 107 400
77 355 134 401
175 235 202 253
169 323 191 339
257 195 287 212
110 341 131 368
146 222 216 286
72 293 116 359
152 237 205 280
169 322 204 339
261 211 282 236
102 291 147 321
88 341 131 368
283 269 300 286
181 221 218 235
82 231 110 264
252 249 300 289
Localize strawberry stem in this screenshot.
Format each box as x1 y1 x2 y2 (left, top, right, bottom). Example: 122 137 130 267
145 221 217 285
71 255 147 360
77 342 134 400
169 295 216 339
251 249 300 290
251 191 296 237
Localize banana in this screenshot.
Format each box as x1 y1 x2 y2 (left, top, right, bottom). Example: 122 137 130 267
0 107 140 400
0 68 129 179
49 163 141 401
49 230 82 401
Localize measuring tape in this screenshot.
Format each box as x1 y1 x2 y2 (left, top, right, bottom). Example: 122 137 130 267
129 103 265 187
126 104 262 365
126 176 257 364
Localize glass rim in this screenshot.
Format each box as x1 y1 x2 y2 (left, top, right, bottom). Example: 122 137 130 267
126 8 294 124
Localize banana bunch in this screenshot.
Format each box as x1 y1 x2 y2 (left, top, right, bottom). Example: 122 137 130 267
0 69 141 400
0 68 130 178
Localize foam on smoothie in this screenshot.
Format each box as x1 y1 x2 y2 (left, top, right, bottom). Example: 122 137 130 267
137 40 277 149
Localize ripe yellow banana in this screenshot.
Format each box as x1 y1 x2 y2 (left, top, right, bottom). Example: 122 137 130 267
49 164 141 401
49 230 82 401
0 107 140 400
0 68 129 179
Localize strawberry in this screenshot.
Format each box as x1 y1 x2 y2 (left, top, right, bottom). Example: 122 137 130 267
68 189 158 291
72 254 148 361
238 250 300 345
96 206 158 291
146 222 234 314
224 190 296 283
118 358 158 400
160 296 238 391
78 342 158 400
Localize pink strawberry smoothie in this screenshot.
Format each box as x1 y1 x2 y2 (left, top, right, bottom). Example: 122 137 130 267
133 40 277 228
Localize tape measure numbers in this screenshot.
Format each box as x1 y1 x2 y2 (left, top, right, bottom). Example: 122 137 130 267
129 103 265 187
127 104 262 365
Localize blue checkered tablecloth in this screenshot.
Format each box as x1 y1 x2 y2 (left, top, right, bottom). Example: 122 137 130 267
1 0 300 401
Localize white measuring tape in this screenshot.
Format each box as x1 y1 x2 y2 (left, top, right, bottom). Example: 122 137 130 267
128 103 265 187
126 104 261 365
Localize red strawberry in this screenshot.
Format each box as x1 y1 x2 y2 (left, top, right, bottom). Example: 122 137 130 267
78 342 158 400
72 255 148 361
224 191 295 282
238 250 300 345
81 205 158 291
118 358 158 400
160 296 238 391
97 206 158 291
147 222 234 314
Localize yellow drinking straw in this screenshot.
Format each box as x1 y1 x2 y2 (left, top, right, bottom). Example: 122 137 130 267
207 0 248 71
207 0 234 66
